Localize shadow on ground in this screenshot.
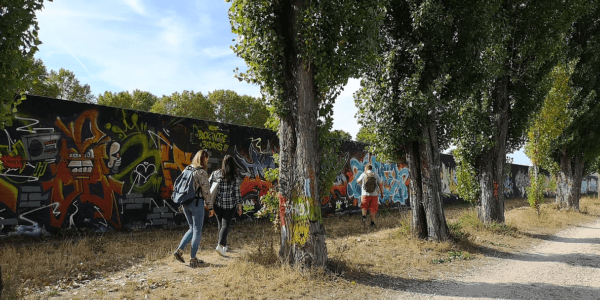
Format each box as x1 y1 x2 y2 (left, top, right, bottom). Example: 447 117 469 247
352 272 599 299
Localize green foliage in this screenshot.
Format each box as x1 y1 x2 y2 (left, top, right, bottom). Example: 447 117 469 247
208 89 270 128
256 154 280 228
355 0 499 162
44 68 95 103
331 130 352 141
550 0 600 174
431 251 473 264
228 0 387 242
525 63 574 174
355 126 375 144
453 0 582 169
318 130 349 202
22 58 59 97
526 172 547 216
0 0 49 129
98 89 158 112
149 89 269 128
228 0 387 117
264 105 279 133
454 147 480 203
150 90 215 120
525 63 574 215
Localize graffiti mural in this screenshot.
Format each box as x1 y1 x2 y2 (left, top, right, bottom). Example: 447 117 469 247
515 170 530 198
1 95 598 235
345 153 410 206
588 177 598 194
441 163 458 196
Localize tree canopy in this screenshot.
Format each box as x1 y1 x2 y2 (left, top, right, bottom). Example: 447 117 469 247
44 68 95 103
150 90 214 120
0 0 49 129
548 1 600 210
355 0 502 240
452 0 581 223
208 89 270 128
98 90 159 112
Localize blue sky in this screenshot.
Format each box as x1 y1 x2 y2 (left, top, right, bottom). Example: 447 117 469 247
34 0 531 166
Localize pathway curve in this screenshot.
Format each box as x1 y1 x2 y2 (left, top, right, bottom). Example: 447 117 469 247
396 219 600 299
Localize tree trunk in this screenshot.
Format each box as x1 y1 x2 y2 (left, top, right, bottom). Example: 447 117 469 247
406 141 427 239
477 76 508 224
406 123 450 241
556 150 584 211
277 0 327 268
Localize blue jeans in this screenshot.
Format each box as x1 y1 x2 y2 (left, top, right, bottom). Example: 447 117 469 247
177 199 205 259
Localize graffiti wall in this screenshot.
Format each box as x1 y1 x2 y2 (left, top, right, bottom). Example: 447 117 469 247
0 96 598 235
0 96 281 234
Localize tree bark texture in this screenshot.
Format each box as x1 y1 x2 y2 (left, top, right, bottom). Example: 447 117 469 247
477 76 509 224
277 0 327 268
555 150 584 211
406 124 450 241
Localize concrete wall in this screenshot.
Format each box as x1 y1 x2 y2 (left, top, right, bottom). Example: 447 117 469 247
0 96 597 234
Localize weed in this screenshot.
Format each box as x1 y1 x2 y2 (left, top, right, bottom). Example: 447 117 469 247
431 251 473 264
482 240 509 247
242 237 279 266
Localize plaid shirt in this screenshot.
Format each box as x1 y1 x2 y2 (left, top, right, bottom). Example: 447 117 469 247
209 170 243 210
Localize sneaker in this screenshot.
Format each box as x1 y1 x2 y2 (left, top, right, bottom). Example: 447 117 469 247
189 257 204 268
216 245 226 257
370 221 376 227
173 249 185 263
362 216 367 225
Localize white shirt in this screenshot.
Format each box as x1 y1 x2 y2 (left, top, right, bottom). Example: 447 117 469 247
356 171 382 196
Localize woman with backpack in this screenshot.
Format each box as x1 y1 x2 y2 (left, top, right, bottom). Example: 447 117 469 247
209 155 243 256
173 149 213 268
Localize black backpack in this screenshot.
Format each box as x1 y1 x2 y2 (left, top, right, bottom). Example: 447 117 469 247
364 172 377 193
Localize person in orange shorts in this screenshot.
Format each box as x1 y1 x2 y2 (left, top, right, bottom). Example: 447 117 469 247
356 163 384 227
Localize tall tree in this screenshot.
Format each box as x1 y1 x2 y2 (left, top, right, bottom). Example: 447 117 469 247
228 0 386 267
355 126 375 144
45 68 95 103
551 1 600 210
525 63 573 215
453 0 580 224
98 89 159 112
208 89 270 128
0 0 49 129
150 90 215 121
331 130 352 141
22 58 59 97
355 0 499 241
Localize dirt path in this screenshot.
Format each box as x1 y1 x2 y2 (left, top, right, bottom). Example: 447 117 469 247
394 218 600 299
26 218 600 299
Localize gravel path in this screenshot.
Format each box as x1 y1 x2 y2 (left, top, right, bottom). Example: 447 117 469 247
396 218 600 299
25 218 600 299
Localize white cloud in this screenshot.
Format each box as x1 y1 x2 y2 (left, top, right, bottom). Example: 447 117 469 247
34 0 248 98
201 46 234 59
156 17 188 48
123 0 146 15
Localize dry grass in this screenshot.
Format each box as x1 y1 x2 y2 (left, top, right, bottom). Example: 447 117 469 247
1 196 600 299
